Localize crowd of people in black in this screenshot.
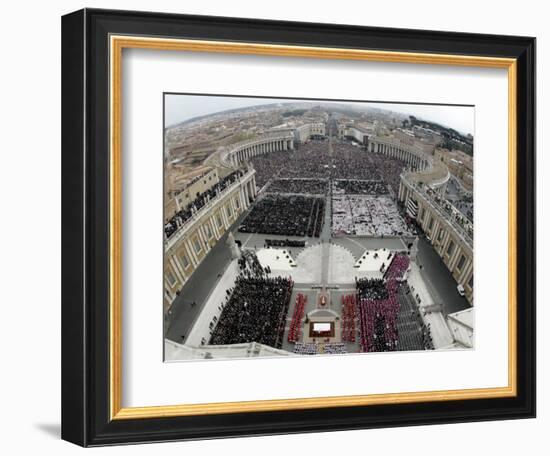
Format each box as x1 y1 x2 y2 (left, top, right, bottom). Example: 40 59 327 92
238 194 325 237
395 284 434 351
266 178 328 195
237 249 271 278
250 141 330 188
332 179 389 195
164 169 245 239
356 278 389 301
209 252 293 348
265 239 306 248
330 141 384 180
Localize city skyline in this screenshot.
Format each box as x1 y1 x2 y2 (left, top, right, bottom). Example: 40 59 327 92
165 94 474 136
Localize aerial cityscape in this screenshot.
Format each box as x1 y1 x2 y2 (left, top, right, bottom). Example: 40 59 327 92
163 95 474 361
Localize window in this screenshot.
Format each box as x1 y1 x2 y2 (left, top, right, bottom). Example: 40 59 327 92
205 223 213 239
234 197 240 209
193 237 202 254
180 253 190 268
428 217 434 231
216 213 224 228
446 240 455 256
438 228 445 241
419 207 425 221
226 205 232 218
468 275 473 289
457 254 466 271
166 270 177 287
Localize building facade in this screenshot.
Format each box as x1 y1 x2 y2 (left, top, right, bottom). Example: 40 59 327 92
163 167 257 311
399 176 473 305
294 122 326 142
164 167 219 220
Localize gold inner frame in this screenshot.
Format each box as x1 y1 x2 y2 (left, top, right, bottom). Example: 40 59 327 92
109 35 517 420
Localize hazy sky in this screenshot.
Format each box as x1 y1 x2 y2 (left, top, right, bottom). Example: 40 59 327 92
165 94 474 135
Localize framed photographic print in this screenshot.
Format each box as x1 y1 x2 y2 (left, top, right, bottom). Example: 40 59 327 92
61 8 536 446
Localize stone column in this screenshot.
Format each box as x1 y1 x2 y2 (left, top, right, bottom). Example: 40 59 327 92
410 236 419 261
227 232 241 259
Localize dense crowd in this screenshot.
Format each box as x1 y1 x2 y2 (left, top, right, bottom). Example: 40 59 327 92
245 139 412 239
164 169 245 239
332 179 389 195
369 152 408 194
209 255 293 347
265 239 306 248
267 178 328 195
330 141 384 180
249 139 405 189
239 194 325 237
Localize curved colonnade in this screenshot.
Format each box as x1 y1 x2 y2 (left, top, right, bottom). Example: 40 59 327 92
223 132 295 168
368 136 431 172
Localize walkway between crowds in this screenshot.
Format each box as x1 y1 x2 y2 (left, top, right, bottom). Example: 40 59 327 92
407 263 454 348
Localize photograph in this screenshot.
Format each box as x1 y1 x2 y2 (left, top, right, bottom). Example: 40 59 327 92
163 95 475 361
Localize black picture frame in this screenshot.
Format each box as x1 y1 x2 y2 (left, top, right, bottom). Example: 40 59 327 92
62 8 536 447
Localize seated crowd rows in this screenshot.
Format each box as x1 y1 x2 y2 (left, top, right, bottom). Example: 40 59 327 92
287 293 307 343
239 194 325 238
332 179 389 196
356 270 401 353
164 169 245 239
355 255 432 353
265 239 306 248
266 178 328 195
357 288 400 352
341 294 357 343
331 194 412 237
